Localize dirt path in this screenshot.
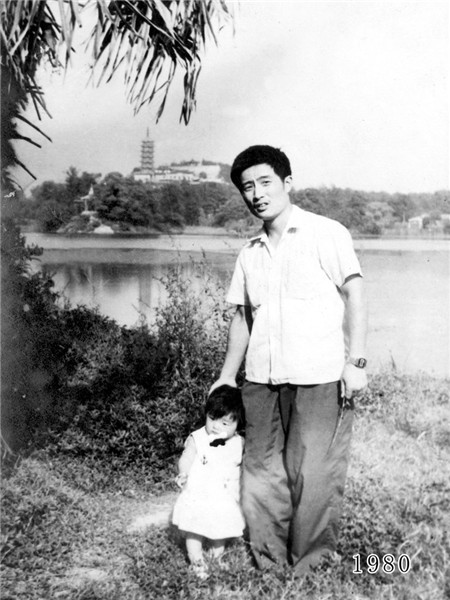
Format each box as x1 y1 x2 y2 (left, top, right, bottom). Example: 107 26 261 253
126 490 178 532
53 490 179 597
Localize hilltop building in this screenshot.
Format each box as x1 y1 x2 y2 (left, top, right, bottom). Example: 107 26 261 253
132 131 223 184
169 160 222 182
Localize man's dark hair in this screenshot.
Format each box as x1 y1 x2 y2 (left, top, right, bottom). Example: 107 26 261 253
205 385 243 426
230 145 292 190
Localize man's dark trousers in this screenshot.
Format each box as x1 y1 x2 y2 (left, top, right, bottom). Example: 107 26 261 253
241 380 353 574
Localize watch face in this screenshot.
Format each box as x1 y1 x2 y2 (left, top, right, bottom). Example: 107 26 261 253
355 358 367 368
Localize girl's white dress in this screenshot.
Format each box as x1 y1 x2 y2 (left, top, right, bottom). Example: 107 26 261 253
172 426 245 540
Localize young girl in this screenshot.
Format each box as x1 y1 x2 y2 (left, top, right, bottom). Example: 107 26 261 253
172 385 245 578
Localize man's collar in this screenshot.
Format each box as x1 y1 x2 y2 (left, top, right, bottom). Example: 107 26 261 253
285 204 305 231
249 205 304 243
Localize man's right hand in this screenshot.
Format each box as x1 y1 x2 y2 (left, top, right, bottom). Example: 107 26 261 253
208 377 238 396
208 305 251 396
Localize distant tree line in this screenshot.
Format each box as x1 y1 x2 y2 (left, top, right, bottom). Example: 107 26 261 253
291 187 450 235
11 166 450 235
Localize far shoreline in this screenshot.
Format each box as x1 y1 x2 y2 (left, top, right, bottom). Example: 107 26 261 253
23 229 450 259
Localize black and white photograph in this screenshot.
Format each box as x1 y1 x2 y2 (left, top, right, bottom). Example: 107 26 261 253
1 1 449 598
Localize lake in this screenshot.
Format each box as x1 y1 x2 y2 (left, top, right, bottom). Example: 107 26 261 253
25 233 450 379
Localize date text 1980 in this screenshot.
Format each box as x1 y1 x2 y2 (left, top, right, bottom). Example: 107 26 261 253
353 554 411 574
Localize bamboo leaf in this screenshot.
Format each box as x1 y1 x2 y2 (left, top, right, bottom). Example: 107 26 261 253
8 17 34 57
151 0 174 30
8 0 25 43
118 0 174 42
15 115 52 141
68 0 82 26
15 157 37 180
57 0 69 45
57 0 79 66
10 132 42 148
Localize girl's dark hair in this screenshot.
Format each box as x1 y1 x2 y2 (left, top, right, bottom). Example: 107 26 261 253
230 145 292 190
205 385 243 426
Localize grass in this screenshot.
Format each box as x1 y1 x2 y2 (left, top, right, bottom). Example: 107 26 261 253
1 368 449 600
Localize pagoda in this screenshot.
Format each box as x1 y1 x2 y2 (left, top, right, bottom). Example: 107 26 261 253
133 128 155 182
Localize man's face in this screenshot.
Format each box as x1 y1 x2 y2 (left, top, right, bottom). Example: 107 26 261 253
239 164 292 222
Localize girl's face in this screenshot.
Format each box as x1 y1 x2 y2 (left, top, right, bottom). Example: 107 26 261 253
205 412 238 440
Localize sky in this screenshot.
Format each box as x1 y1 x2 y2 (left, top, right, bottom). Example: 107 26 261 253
15 1 449 194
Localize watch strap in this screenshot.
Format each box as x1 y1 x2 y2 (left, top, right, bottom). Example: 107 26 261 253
347 357 367 368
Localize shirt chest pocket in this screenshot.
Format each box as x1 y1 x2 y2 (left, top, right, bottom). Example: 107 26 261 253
283 252 325 299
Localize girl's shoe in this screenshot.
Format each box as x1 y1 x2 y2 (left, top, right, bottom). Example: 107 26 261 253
218 557 230 572
190 559 208 580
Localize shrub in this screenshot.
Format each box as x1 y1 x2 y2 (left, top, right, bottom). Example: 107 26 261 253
1 219 233 489
33 261 234 491
1 220 75 452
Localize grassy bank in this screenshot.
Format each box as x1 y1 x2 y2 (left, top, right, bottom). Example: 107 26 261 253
1 368 449 600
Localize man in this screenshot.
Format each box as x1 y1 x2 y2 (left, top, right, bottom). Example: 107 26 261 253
210 145 367 575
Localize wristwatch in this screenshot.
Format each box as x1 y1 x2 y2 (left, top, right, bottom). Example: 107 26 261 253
347 357 367 368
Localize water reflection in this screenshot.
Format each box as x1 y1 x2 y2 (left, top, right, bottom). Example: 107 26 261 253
44 258 235 327
41 249 450 378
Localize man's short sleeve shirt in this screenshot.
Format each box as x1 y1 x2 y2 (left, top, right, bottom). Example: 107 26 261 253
226 205 362 385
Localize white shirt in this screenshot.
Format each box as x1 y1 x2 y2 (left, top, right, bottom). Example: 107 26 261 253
226 205 362 385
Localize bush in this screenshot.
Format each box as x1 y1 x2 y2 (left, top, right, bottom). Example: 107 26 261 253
27 261 233 491
1 218 233 490
1 220 76 452
0 224 228 493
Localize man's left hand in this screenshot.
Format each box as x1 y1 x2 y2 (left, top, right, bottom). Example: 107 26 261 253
340 363 368 400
